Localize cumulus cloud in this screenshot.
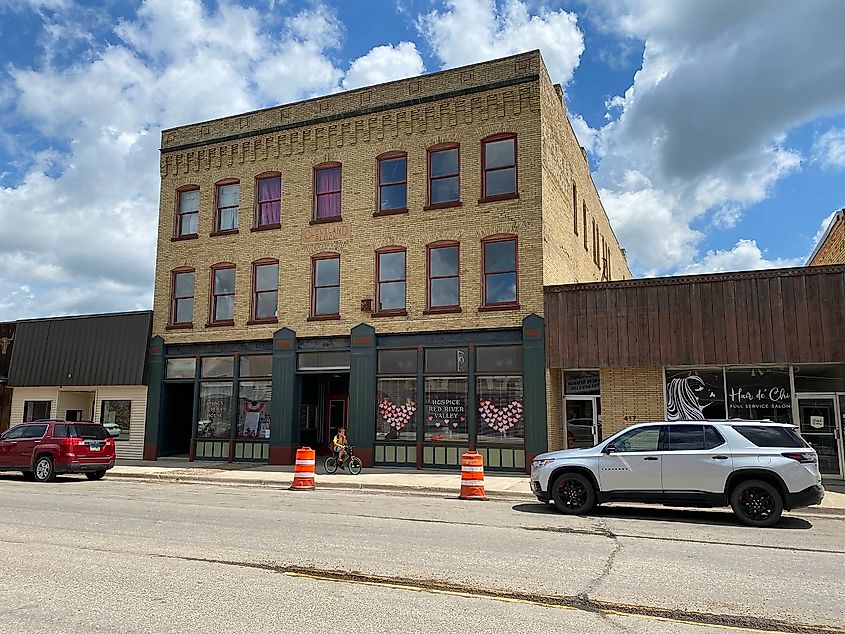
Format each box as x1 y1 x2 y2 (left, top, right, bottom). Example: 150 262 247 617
813 127 845 169
342 42 425 90
417 0 584 85
677 239 802 275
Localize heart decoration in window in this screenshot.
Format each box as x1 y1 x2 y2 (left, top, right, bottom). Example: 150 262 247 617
378 398 417 430
479 400 523 433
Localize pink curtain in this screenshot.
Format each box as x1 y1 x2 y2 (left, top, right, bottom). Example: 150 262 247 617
258 177 281 225
316 167 341 218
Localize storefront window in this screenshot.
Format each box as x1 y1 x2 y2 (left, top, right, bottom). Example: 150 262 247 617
202 356 234 378
665 368 726 420
378 349 417 375
377 378 417 441
477 376 524 445
166 357 196 379
424 348 467 374
793 364 845 393
726 367 792 423
297 351 350 371
240 355 272 378
197 382 233 438
477 346 522 373
424 377 468 441
564 371 600 395
101 400 131 441
237 381 271 439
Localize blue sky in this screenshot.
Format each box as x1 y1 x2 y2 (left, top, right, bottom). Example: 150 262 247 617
0 0 844 319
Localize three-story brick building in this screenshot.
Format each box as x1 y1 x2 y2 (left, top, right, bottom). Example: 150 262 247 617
143 50 630 471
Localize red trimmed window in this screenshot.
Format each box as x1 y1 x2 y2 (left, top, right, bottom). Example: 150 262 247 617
376 248 406 313
210 264 236 324
314 163 342 220
572 182 578 235
427 243 460 311
215 181 239 232
377 152 407 213
176 187 199 237
170 269 195 326
481 134 517 200
255 174 281 228
311 254 340 317
252 260 278 322
482 237 518 307
427 144 459 206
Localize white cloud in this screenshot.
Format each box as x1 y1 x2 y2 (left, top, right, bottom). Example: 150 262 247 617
677 239 802 275
418 0 584 85
813 127 845 169
568 114 597 155
342 42 425 90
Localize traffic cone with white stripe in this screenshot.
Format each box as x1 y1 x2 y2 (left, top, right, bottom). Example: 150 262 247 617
459 451 487 500
290 447 316 491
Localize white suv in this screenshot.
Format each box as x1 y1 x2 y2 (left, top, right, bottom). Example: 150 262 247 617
530 421 824 527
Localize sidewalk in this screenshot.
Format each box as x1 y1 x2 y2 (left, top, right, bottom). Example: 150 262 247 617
110 459 845 513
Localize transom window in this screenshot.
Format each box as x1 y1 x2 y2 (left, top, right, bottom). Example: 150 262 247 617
215 182 239 232
377 249 406 313
252 261 278 321
171 270 195 325
256 174 281 227
481 135 517 199
176 188 199 237
211 265 235 324
312 254 340 317
378 154 407 212
482 237 518 307
427 243 460 310
428 145 459 206
315 164 342 220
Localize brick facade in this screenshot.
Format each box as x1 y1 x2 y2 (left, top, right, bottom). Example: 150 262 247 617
599 367 665 437
808 210 845 266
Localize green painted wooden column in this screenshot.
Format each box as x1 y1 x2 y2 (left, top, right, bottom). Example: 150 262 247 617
269 328 298 464
349 323 376 467
143 335 165 460
522 314 548 470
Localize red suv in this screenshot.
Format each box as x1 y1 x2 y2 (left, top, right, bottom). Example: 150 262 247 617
0 421 115 482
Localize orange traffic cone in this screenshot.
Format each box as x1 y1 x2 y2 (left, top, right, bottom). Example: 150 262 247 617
290 447 316 491
459 451 487 500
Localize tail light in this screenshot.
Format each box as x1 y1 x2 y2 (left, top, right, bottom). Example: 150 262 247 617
782 452 817 463
61 437 86 449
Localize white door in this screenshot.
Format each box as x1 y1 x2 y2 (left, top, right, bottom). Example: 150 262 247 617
599 425 663 491
660 424 733 493
564 397 599 448
797 396 841 477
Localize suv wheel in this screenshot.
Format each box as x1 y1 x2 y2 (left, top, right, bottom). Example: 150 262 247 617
33 456 55 483
551 472 596 515
731 480 783 527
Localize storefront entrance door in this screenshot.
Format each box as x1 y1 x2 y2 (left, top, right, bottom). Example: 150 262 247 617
797 396 842 477
565 397 602 449
326 395 348 450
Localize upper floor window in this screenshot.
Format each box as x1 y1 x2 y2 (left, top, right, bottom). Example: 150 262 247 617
176 188 199 237
427 144 459 207
252 260 279 322
572 182 578 235
582 202 588 250
170 269 195 326
427 242 460 311
255 174 281 228
215 182 239 233
314 163 342 220
376 248 406 314
482 236 518 307
312 254 340 318
210 264 235 325
377 153 407 214
481 134 517 200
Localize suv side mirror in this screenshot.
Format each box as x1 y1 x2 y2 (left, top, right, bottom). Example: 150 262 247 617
603 444 617 454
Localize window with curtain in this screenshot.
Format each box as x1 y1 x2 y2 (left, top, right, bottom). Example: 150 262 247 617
177 188 199 237
427 244 459 310
216 183 239 232
428 146 459 205
312 255 340 316
377 378 417 441
315 165 341 219
477 376 524 445
197 382 233 439
482 238 517 306
378 154 407 212
171 270 195 325
252 261 278 321
256 175 281 227
481 135 516 198
237 381 272 439
211 266 235 323
377 249 406 312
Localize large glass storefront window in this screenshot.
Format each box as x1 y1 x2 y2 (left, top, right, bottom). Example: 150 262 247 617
477 376 524 445
198 382 233 438
377 378 417 441
665 368 726 420
424 377 468 441
726 367 792 423
237 381 271 439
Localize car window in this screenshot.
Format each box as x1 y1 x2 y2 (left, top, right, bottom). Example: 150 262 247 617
2 426 26 440
70 424 109 440
667 425 705 451
52 424 68 438
731 426 807 448
704 426 726 449
21 424 48 439
612 427 660 452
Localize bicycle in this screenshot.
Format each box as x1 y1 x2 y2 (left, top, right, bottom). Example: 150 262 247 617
324 445 362 475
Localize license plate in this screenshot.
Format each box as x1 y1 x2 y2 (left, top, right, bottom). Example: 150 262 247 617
89 443 101 451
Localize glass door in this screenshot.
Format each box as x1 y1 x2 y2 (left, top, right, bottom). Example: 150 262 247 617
326 395 348 449
797 396 841 476
565 397 600 449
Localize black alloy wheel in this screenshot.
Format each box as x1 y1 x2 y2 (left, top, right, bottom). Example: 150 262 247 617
731 480 783 527
551 472 596 515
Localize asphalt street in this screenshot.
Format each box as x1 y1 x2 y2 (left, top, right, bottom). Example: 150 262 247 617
0 475 842 634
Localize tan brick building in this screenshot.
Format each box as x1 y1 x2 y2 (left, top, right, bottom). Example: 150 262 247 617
144 51 630 470
808 209 845 266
